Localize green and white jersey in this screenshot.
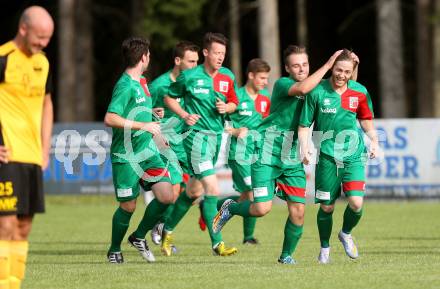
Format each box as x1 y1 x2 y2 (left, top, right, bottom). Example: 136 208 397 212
228 86 271 161
299 79 374 162
168 64 239 133
107 73 158 163
150 70 185 145
257 77 305 166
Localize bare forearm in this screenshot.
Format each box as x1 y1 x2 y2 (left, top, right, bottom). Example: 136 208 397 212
104 112 144 130
164 96 188 118
225 103 237 114
298 126 310 149
290 64 331 96
41 94 53 158
359 119 377 142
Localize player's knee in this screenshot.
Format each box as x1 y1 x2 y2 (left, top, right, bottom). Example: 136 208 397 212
320 204 334 214
0 219 16 239
253 205 271 217
348 196 363 212
120 201 136 213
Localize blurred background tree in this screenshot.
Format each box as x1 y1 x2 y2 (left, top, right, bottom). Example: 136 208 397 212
2 0 440 121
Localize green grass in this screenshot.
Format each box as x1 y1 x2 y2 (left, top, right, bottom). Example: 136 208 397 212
25 196 440 289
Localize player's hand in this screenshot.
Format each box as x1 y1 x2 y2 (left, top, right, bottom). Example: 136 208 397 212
153 107 165 119
0 146 10 163
326 50 343 69
216 98 227 114
300 147 312 165
183 114 201 126
226 127 248 138
142 122 161 136
153 134 170 149
42 152 50 170
369 141 379 159
350 52 360 65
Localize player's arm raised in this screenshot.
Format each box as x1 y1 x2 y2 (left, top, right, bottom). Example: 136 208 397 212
288 50 343 96
104 112 161 135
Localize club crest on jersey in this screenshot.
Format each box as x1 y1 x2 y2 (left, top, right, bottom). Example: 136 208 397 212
260 101 267 112
197 79 204 86
219 81 229 93
349 97 359 109
242 102 248 109
323 98 331 106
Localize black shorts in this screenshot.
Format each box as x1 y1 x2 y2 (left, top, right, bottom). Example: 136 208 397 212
0 162 45 216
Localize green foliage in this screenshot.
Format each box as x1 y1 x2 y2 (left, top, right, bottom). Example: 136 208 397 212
25 196 440 289
139 0 208 51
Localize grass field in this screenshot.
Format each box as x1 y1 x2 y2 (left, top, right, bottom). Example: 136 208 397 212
25 195 440 289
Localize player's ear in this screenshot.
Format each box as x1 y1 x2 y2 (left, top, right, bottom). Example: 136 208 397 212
248 72 254 80
174 57 181 66
203 48 208 57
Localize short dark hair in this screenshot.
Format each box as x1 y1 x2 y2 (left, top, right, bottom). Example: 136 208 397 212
246 58 271 75
203 32 228 50
173 40 200 59
283 45 307 65
121 37 150 68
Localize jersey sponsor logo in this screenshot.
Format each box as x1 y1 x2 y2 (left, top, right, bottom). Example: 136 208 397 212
253 187 268 198
323 98 331 106
135 96 146 104
219 81 229 93
349 97 359 109
117 188 133 198
197 79 204 86
260 101 268 112
316 190 330 200
198 160 213 172
194 87 209 94
320 108 337 114
239 110 253 116
296 95 305 100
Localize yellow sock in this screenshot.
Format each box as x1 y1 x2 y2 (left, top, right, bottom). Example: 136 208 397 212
9 241 28 289
0 240 10 289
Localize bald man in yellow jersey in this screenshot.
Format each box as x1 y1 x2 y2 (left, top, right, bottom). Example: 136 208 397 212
0 6 54 289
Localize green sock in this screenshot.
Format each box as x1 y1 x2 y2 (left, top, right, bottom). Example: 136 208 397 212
229 200 252 217
317 207 333 248
280 217 303 258
217 195 240 210
243 216 257 241
160 203 175 224
109 207 133 252
133 198 168 239
342 205 363 234
203 195 222 247
164 190 194 232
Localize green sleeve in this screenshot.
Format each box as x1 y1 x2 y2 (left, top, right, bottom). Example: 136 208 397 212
107 85 131 116
272 78 291 99
299 91 318 127
153 86 167 108
168 72 186 99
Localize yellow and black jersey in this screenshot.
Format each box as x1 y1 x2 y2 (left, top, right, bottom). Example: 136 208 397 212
0 40 52 166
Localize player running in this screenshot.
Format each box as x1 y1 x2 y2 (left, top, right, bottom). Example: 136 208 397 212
213 46 343 264
104 37 174 264
161 32 239 256
298 49 378 264
214 58 271 245
148 41 200 246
